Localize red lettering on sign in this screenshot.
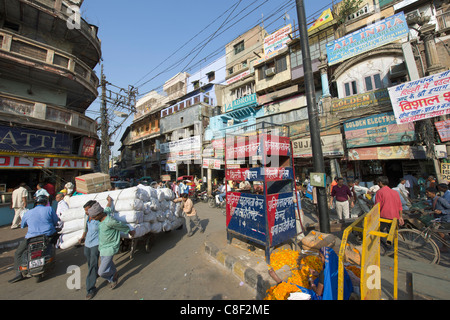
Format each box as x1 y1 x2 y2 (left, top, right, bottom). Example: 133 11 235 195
0 156 10 166
14 157 29 167
33 158 45 167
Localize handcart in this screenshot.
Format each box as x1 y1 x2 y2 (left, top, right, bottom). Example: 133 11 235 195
120 232 155 260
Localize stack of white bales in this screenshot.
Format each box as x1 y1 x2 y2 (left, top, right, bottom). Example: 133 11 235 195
58 185 184 249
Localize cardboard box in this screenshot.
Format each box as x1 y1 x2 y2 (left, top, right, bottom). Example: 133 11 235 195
75 173 111 194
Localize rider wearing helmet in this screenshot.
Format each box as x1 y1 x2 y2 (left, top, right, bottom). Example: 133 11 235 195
9 195 59 283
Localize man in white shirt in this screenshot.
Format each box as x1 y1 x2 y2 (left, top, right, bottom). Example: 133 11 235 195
55 192 68 230
215 183 226 205
11 183 28 229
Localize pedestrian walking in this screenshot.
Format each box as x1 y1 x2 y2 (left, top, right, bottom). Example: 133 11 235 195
79 196 114 299
88 202 135 290
10 182 28 229
329 177 352 223
174 193 204 237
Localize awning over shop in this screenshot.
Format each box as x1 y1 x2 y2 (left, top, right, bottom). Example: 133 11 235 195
221 105 258 120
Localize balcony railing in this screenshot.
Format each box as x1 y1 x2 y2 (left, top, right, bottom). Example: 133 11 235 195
0 30 99 93
0 94 97 135
23 0 101 52
160 92 215 118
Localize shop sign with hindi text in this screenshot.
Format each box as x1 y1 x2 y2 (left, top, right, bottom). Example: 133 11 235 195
388 70 450 124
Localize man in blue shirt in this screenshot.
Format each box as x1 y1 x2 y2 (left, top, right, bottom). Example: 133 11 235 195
425 188 450 222
9 195 59 283
438 184 450 204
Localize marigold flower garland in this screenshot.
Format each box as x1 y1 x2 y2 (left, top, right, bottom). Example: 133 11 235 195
264 249 360 300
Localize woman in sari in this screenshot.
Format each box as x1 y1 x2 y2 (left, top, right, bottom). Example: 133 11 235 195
297 247 353 300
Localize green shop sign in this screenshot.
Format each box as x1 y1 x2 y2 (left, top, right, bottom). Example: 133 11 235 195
224 93 257 112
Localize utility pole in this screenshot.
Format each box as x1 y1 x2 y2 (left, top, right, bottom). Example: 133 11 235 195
100 64 110 174
98 65 138 175
295 0 330 233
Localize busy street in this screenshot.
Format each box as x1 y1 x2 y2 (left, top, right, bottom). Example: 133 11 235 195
0 0 450 304
0 200 255 300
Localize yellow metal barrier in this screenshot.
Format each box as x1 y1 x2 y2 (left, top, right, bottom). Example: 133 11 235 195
338 203 398 300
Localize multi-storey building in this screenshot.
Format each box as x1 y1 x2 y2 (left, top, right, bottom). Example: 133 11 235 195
118 0 450 192
0 0 101 197
328 0 450 186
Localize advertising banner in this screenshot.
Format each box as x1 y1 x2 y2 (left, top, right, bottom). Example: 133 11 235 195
434 119 450 142
263 24 292 57
0 125 71 154
331 88 390 112
160 136 201 154
344 112 415 148
388 70 450 124
292 134 344 158
79 137 97 157
326 12 409 65
348 146 411 160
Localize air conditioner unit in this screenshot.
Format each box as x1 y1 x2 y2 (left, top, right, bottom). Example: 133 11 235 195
265 67 276 77
406 9 421 24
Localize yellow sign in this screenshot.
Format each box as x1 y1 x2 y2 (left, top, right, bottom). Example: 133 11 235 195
442 163 450 181
308 8 333 32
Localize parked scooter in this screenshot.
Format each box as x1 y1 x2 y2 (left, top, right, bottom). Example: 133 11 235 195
19 234 56 282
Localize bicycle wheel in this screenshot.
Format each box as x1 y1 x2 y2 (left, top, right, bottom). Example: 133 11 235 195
397 229 440 264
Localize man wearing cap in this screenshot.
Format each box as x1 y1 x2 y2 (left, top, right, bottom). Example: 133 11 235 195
88 202 135 290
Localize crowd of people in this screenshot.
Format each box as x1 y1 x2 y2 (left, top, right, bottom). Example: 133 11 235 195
7 177 206 300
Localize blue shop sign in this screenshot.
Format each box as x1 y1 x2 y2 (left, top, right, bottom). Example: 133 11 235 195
326 12 409 66
0 125 72 154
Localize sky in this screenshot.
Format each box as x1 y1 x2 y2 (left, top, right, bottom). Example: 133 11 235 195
80 0 335 157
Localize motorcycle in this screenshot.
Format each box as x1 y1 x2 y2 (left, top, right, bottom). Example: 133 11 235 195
196 190 208 203
19 234 56 282
208 191 226 216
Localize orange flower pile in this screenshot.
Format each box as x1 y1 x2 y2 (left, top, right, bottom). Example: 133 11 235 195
345 265 361 278
264 249 323 300
268 249 299 271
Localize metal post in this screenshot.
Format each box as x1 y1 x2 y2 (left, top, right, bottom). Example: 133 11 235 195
295 0 330 233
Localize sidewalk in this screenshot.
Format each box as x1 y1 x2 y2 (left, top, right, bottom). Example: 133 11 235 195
204 214 450 300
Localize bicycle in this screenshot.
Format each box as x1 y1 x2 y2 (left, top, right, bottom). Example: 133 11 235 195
392 211 450 264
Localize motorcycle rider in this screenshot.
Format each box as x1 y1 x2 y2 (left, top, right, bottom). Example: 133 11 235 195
9 195 59 283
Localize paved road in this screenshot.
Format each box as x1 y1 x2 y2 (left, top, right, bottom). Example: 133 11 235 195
0 202 255 300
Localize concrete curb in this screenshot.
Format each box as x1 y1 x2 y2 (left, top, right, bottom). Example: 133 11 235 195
204 241 272 299
0 240 21 252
